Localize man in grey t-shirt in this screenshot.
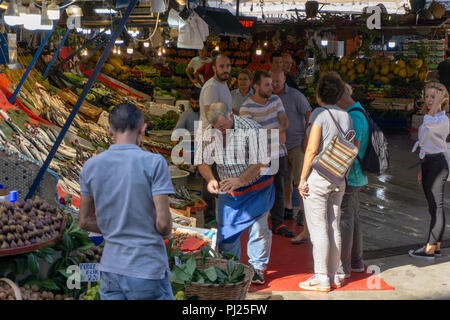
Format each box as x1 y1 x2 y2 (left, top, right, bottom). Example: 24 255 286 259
79 103 174 300
271 70 311 232
198 54 232 224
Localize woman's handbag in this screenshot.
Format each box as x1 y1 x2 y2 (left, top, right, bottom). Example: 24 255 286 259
311 108 359 185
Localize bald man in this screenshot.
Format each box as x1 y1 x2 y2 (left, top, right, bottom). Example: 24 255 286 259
271 70 311 242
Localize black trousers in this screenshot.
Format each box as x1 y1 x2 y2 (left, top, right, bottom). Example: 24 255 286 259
421 153 449 245
270 156 286 228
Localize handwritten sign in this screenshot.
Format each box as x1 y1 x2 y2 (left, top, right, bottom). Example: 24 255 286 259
79 263 100 282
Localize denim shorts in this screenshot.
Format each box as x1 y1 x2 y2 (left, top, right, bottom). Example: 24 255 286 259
99 271 174 300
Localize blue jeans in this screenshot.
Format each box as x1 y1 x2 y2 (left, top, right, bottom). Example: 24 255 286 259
218 211 272 271
99 271 174 300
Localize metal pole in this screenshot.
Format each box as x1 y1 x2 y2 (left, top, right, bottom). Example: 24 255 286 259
54 29 107 71
25 0 139 200
9 29 54 104
236 0 240 17
43 28 71 79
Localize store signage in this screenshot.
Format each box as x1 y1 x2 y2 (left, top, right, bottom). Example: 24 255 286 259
239 20 255 28
79 263 100 282
366 6 381 30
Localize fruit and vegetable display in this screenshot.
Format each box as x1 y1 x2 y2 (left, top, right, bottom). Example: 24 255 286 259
318 55 428 99
76 245 103 263
167 241 246 299
82 281 100 300
150 111 179 130
152 77 178 91
0 197 65 251
0 283 74 300
135 64 160 77
84 52 131 83
154 87 179 99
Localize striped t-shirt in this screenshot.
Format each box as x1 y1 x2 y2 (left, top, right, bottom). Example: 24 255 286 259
239 95 287 158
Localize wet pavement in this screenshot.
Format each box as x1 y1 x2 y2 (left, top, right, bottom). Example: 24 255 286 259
359 132 450 256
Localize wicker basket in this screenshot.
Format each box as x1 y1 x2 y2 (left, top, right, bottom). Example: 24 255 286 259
0 278 22 300
185 258 254 300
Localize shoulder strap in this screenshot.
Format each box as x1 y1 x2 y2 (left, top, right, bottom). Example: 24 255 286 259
324 107 345 137
324 107 355 141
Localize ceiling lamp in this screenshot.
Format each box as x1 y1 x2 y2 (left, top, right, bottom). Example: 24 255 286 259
47 0 60 20
115 38 124 44
4 0 21 26
143 42 150 48
66 4 82 17
321 39 328 47
24 1 42 30
39 1 53 30
127 46 133 54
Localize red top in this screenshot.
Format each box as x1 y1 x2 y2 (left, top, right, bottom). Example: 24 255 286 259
196 62 214 83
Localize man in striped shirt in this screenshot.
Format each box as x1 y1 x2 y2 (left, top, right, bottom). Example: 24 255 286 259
239 70 294 238
196 102 274 285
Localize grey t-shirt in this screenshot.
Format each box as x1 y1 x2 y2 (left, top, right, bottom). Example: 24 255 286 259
280 85 312 150
175 109 200 133
199 77 232 130
308 105 353 153
79 144 174 280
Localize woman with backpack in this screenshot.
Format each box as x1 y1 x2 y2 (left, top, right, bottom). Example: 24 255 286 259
297 72 355 292
410 81 450 260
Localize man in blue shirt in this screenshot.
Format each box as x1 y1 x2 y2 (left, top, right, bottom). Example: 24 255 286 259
79 103 174 300
336 84 370 280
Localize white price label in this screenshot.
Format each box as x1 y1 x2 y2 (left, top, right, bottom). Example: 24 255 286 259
79 263 100 282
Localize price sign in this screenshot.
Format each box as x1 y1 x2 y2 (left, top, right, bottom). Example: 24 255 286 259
79 263 100 282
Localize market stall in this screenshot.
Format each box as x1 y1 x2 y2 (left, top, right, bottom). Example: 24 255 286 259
0 0 448 301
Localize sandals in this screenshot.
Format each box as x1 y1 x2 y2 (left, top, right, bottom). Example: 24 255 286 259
291 234 310 245
272 225 295 238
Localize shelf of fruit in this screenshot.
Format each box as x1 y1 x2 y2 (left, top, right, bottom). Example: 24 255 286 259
318 55 428 102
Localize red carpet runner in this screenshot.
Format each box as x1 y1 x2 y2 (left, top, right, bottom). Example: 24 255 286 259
239 219 394 292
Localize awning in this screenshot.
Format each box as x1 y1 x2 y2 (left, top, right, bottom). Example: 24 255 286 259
194 7 250 38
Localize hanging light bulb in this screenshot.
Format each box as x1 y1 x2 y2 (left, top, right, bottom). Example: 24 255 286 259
321 39 328 47
66 4 82 17
117 47 121 55
256 49 262 56
388 41 396 48
4 0 21 26
143 42 150 48
47 0 60 20
105 29 111 35
113 46 117 54
263 41 268 47
127 46 133 54
24 1 42 30
115 39 124 44
215 45 220 51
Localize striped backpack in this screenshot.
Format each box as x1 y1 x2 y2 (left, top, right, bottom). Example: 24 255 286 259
311 108 359 186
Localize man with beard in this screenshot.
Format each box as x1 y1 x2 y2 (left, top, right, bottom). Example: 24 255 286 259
198 54 233 225
240 71 294 238
174 92 201 165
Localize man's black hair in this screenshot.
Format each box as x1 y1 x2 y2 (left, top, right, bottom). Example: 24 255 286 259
108 103 144 133
271 51 283 62
190 91 200 101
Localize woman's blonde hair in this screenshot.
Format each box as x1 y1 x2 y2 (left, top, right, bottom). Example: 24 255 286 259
422 81 449 114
